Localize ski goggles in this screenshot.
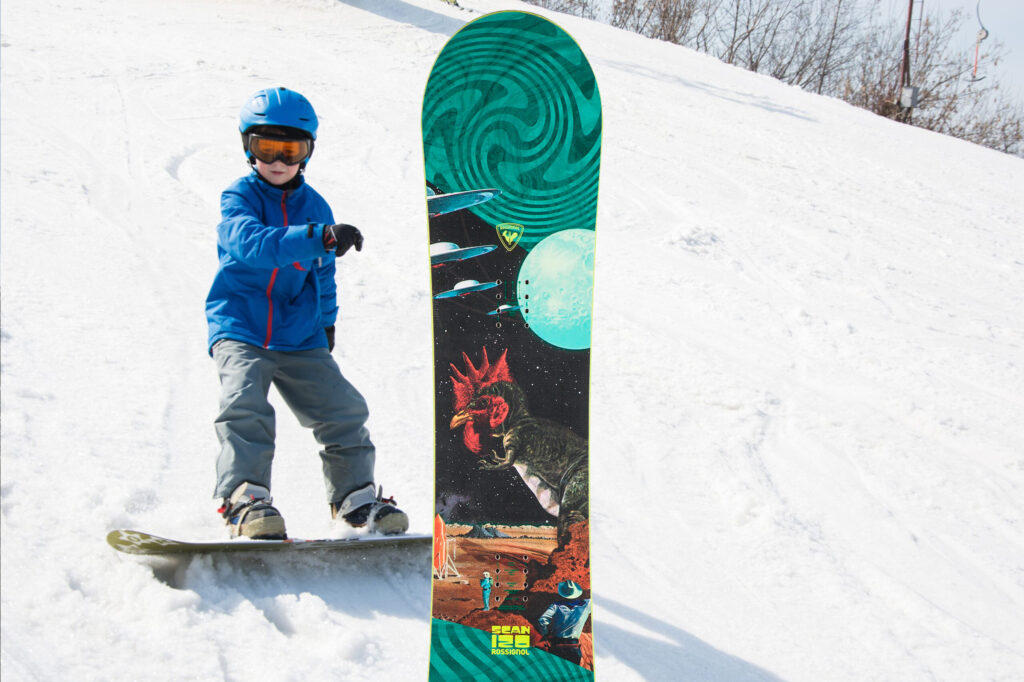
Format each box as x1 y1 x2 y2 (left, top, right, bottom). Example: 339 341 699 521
247 134 312 165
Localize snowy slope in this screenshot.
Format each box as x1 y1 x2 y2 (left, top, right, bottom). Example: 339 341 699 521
2 0 1023 680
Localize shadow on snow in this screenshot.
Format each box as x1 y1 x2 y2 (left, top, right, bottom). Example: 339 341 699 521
595 596 787 681
146 543 432 626
335 0 465 37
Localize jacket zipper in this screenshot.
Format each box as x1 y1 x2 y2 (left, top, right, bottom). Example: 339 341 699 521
264 190 288 348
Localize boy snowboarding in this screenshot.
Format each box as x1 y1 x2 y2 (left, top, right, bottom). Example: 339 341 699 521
206 86 407 540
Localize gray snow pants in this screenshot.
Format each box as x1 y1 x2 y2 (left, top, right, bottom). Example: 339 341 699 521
212 339 375 504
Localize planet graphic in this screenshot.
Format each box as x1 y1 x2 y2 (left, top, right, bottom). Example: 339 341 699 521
516 229 595 350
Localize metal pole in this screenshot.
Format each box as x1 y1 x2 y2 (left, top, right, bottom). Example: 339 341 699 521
902 0 913 87
899 0 915 121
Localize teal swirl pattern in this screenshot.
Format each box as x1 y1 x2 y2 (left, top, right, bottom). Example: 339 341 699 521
422 12 601 250
429 620 593 682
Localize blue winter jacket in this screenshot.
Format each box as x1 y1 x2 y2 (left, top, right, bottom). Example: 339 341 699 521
206 172 338 354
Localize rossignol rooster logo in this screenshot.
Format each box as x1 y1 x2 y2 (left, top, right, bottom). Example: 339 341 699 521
495 223 524 251
450 348 589 545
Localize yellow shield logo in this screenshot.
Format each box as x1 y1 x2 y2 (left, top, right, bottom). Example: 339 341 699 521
496 223 524 252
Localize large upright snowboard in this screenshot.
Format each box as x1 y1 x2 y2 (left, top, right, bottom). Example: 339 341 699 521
422 11 600 680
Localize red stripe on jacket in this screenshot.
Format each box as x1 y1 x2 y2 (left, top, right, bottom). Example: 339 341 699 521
263 191 290 348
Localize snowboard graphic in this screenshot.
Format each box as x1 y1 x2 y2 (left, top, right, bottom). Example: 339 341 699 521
422 11 600 680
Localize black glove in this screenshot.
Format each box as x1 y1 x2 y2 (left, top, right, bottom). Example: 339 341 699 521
325 325 336 352
323 223 363 256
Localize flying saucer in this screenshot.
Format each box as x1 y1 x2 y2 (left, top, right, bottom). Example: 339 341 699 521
434 279 500 300
487 304 521 316
430 241 498 267
427 188 501 217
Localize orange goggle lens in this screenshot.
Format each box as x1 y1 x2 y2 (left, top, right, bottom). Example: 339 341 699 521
248 135 311 165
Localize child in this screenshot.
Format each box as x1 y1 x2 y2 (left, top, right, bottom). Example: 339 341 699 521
205 86 407 539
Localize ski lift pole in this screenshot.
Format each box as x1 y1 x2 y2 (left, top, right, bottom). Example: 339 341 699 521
971 0 989 82
900 0 913 90
897 0 918 121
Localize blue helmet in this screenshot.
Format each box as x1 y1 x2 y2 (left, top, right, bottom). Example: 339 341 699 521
239 87 318 168
239 87 318 138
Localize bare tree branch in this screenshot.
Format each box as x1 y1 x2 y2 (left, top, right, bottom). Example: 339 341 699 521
524 0 1023 156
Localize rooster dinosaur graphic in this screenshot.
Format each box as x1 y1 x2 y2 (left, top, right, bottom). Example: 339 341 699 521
449 347 588 545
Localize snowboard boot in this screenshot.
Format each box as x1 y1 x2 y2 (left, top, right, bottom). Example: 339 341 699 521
219 482 287 540
331 483 409 535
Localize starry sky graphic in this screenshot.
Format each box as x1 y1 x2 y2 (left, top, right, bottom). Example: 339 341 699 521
429 191 590 527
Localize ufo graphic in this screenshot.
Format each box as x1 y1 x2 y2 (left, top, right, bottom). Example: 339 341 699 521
430 241 499 268
434 279 501 300
487 304 521 316
427 188 501 217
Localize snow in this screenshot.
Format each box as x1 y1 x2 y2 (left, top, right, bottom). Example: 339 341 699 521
2 0 1022 680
